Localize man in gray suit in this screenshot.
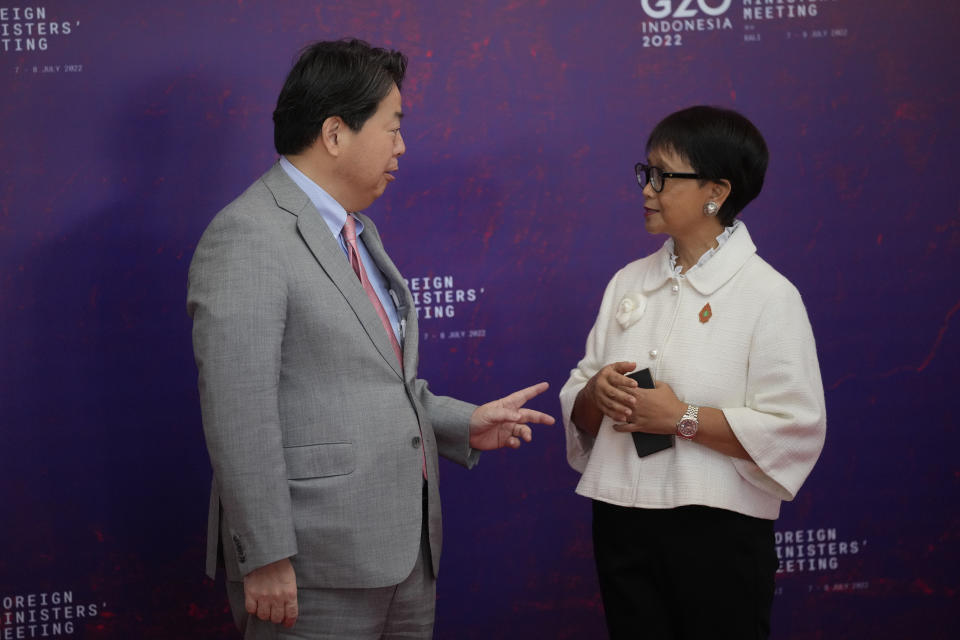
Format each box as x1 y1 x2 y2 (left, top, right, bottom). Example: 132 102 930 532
187 39 554 639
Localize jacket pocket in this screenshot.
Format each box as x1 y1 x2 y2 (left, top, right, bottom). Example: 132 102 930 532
283 442 355 479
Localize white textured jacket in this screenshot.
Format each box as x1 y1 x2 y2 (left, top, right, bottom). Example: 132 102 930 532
560 223 826 520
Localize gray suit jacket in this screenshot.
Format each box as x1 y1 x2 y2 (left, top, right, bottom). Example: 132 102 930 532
187 163 478 589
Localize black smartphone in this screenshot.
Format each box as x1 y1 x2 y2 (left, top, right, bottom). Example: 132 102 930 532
626 368 673 457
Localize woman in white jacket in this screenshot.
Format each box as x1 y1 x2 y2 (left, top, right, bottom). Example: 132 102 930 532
560 106 826 640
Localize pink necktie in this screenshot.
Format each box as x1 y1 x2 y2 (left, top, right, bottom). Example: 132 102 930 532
342 216 427 479
342 215 403 367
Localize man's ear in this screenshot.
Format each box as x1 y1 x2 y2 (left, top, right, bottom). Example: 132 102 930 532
319 116 345 156
710 179 732 209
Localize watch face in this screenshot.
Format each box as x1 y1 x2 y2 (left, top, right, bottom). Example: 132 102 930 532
677 418 698 439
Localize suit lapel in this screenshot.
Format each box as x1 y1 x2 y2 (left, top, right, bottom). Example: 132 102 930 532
356 213 419 381
262 164 404 379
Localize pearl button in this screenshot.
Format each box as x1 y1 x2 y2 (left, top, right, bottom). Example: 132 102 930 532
671 284 680 293
649 349 658 359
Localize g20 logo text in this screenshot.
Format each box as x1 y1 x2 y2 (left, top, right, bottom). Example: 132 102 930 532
640 0 732 19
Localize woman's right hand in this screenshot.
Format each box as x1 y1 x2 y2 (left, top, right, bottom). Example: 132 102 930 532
572 361 638 436
586 361 639 422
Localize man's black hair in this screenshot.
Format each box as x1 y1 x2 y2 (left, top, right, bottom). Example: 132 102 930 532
273 39 407 155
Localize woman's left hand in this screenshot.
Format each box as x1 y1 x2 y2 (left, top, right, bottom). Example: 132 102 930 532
612 380 686 435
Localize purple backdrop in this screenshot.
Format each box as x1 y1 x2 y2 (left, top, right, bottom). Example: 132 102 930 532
2 1 958 638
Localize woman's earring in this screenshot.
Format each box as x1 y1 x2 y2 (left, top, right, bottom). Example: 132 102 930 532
703 201 719 217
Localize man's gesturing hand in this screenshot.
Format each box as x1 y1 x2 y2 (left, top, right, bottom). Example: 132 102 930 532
469 382 555 450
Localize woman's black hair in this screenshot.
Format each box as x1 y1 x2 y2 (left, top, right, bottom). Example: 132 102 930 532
646 106 769 226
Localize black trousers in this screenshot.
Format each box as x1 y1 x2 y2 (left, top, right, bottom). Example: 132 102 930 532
592 501 778 640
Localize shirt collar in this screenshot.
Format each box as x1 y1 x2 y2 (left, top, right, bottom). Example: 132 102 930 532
642 221 758 295
667 219 742 278
279 156 364 237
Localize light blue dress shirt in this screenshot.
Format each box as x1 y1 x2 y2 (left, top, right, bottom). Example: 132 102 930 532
279 156 403 344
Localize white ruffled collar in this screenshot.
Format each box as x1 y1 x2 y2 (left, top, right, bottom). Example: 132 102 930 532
667 220 742 279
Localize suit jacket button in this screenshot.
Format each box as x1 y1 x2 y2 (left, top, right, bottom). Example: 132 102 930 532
232 534 246 562
411 436 421 448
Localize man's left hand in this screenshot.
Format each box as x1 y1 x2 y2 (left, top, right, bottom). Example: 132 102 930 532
469 382 555 450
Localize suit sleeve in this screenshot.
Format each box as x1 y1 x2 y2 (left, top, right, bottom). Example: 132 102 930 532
412 379 479 469
187 209 298 576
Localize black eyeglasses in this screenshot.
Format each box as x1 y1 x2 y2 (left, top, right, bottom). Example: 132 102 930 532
635 162 701 193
